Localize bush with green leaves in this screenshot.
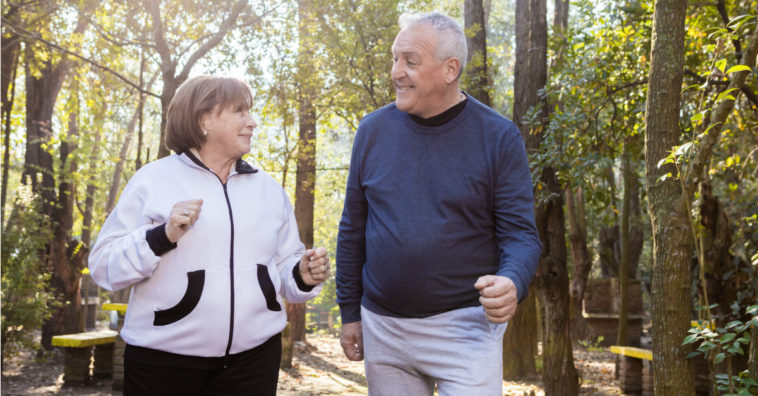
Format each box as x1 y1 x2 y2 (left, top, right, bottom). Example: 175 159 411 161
684 304 758 396
1 187 57 360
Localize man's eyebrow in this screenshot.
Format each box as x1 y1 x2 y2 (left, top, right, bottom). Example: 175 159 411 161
393 50 419 57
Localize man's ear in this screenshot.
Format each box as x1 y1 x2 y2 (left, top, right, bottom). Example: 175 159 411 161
444 57 461 84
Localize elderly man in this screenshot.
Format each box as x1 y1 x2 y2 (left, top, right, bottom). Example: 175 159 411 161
336 11 541 395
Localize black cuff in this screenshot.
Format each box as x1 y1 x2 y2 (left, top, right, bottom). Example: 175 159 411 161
146 223 178 256
292 261 316 292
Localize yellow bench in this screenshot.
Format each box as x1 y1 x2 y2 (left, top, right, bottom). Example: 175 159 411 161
102 303 128 315
52 330 118 385
609 345 652 360
609 345 652 395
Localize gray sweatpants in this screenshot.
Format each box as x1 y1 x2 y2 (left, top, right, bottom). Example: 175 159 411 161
361 305 507 396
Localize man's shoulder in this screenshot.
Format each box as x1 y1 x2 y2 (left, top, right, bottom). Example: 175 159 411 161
465 99 520 141
359 102 401 127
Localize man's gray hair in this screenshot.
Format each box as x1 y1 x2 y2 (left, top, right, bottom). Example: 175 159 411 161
398 11 468 75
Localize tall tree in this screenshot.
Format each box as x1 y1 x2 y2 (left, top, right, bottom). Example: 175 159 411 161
643 0 695 392
464 0 490 105
617 140 631 346
20 0 95 348
287 0 319 344
1 2 22 225
147 0 252 158
502 0 539 380
517 0 579 393
566 186 591 339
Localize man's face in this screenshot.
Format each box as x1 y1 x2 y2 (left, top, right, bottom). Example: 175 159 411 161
391 25 450 118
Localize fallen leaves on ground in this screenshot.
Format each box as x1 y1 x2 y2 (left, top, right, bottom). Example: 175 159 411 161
0 333 623 396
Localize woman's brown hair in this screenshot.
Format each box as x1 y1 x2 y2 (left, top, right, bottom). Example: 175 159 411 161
164 75 253 153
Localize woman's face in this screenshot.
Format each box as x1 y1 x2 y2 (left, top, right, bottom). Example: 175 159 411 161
201 104 257 160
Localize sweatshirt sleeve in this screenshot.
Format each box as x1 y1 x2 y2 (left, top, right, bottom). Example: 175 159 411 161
274 188 322 303
494 130 542 302
335 132 368 324
88 178 162 292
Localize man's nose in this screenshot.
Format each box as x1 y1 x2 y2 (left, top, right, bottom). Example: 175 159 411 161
391 61 404 79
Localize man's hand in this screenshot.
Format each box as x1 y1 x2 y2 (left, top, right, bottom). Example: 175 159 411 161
340 321 364 361
474 275 518 323
299 247 330 286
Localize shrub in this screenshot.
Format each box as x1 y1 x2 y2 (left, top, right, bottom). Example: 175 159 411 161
1 187 57 361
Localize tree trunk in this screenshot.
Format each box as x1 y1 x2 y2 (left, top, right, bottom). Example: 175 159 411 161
512 0 531 134
567 186 591 340
157 77 181 158
148 0 249 159
81 129 102 248
1 10 20 225
750 296 758 384
617 141 631 347
536 168 579 396
517 0 579 393
286 0 318 348
554 0 569 30
629 173 643 277
644 0 695 393
502 287 538 379
503 0 538 378
464 0 490 105
105 103 141 214
41 111 84 348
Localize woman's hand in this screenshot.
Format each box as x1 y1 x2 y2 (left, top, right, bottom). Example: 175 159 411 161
165 199 204 243
298 247 330 286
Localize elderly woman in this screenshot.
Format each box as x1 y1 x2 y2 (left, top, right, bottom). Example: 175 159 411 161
89 75 329 396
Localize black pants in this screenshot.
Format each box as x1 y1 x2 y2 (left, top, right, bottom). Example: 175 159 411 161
124 334 282 396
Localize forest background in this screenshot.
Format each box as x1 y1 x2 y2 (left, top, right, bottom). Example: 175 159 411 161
2 0 758 394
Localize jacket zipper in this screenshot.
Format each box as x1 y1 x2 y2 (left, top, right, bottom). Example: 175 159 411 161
221 181 236 367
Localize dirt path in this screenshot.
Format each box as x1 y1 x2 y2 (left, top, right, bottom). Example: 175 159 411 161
1 333 621 395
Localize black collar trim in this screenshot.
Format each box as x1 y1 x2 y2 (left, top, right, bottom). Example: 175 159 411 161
183 151 258 175
409 93 468 127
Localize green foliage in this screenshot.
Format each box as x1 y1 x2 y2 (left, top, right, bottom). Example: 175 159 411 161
578 335 605 352
1 187 57 359
684 304 758 395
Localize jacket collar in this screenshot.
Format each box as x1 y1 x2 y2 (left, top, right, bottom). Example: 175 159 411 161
181 151 259 175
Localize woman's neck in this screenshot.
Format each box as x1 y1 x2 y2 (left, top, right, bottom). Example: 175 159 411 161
190 147 236 181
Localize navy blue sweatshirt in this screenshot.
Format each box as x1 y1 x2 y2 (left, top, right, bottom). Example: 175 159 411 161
336 94 541 324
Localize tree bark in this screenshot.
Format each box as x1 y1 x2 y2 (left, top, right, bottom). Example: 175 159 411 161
567 186 591 340
644 0 695 393
617 141 631 347
502 287 538 379
554 0 569 31
105 101 141 214
464 0 490 105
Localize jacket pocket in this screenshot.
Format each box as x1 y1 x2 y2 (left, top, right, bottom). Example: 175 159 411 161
154 270 205 326
257 264 282 311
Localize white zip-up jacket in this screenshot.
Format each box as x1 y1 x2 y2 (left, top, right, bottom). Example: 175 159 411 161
89 152 321 357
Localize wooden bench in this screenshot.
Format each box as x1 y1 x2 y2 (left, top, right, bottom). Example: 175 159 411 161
52 329 118 385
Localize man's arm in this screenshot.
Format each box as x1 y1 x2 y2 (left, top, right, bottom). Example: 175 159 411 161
477 129 542 323
493 130 542 302
336 134 368 359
